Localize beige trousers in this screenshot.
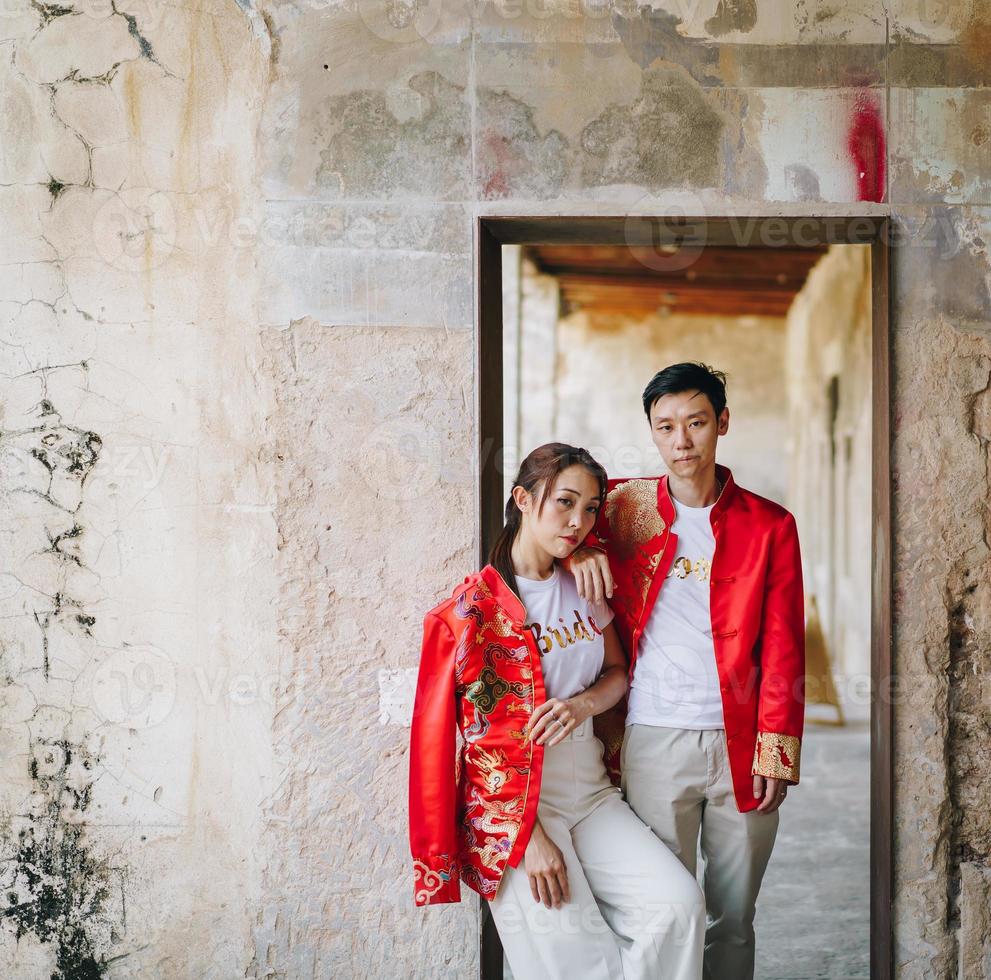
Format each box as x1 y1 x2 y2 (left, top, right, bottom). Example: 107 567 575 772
489 716 705 980
620 724 779 980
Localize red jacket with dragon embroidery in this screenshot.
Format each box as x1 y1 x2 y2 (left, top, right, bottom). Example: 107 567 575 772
408 565 546 907
408 563 621 906
591 464 806 813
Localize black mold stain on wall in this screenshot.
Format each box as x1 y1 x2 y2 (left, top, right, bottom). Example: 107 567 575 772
2 394 103 678
2 739 124 980
1 381 123 977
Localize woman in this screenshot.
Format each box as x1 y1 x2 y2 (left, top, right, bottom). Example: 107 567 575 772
408 443 704 980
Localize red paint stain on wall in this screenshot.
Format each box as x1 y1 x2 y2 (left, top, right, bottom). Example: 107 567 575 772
847 94 886 203
482 131 511 199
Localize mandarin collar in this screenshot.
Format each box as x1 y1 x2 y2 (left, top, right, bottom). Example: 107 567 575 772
658 463 736 523
479 564 526 624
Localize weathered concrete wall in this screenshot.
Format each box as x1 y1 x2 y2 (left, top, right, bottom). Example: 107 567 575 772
784 245 872 699
0 0 280 976
1 0 989 976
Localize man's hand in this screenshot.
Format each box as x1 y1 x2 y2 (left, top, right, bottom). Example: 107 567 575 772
524 819 570 908
753 775 789 813
569 547 614 603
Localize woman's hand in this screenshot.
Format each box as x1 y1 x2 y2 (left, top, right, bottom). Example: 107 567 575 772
524 820 570 908
525 695 591 747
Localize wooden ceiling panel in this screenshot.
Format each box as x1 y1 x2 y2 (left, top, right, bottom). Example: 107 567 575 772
523 244 828 318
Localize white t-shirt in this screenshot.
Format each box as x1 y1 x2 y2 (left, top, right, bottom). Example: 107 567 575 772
626 495 724 730
516 564 615 701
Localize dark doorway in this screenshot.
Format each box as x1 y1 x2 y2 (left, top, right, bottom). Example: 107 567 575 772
474 215 892 980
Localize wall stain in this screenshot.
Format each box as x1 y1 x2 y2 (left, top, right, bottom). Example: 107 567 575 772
261 9 281 81
30 0 73 25
961 5 991 73
477 88 570 200
22 399 103 508
847 92 885 203
784 162 822 201
1 739 125 980
614 7 722 86
44 522 85 567
315 70 469 199
704 0 758 37
112 0 154 61
945 371 991 929
616 1 991 88
478 67 724 198
581 67 723 189
1 392 102 678
33 591 96 680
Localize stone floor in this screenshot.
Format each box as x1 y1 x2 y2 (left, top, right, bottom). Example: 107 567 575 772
502 720 871 980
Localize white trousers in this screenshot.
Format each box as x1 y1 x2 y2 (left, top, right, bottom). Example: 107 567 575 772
621 725 779 980
489 717 705 980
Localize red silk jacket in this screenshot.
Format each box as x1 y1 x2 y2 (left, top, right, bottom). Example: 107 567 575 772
591 464 806 813
408 564 620 907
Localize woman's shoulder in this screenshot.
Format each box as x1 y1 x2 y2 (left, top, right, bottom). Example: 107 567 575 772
424 566 515 625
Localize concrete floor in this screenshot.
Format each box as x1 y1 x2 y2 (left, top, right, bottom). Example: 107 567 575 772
501 721 871 980
755 721 871 980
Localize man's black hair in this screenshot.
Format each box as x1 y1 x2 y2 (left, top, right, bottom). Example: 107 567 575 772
642 362 728 420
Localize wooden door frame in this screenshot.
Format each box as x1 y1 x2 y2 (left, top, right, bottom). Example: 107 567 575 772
473 213 892 980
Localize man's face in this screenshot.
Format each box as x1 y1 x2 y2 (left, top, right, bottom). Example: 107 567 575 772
648 389 730 478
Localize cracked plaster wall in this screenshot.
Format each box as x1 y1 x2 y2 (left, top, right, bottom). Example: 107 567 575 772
1 0 990 976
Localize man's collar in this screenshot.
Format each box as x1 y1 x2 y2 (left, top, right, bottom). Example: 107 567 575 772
658 463 737 522
712 463 738 520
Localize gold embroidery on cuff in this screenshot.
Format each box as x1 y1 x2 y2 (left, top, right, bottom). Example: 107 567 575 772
752 731 801 782
414 855 457 905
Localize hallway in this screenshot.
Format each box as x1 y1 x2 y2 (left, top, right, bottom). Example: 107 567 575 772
756 722 871 979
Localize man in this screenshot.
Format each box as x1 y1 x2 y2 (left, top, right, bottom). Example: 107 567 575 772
570 362 805 980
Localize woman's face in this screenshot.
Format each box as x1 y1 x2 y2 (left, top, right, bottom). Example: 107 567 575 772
516 464 603 561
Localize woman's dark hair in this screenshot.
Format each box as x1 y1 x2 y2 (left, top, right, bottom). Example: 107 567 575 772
489 443 608 599
641 362 728 419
